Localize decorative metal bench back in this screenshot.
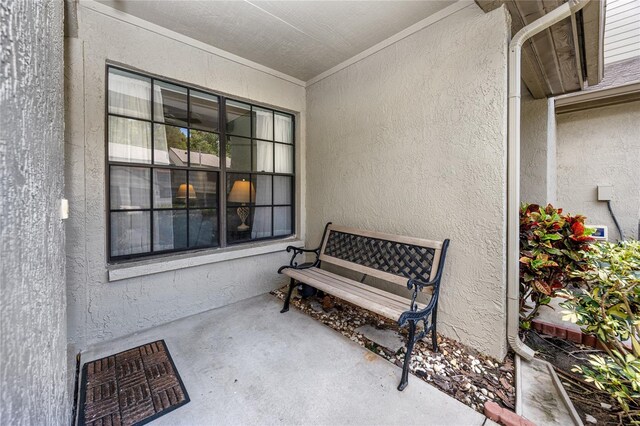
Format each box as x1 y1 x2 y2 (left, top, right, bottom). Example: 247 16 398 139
319 225 443 287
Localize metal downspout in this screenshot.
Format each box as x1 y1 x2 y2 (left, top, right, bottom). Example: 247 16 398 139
507 0 591 360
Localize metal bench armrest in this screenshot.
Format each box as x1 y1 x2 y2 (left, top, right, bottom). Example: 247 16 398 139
277 246 321 273
278 222 332 273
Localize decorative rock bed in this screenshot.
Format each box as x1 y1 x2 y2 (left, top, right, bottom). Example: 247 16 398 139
272 287 515 414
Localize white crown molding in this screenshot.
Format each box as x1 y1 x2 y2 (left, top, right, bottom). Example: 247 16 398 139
79 0 307 87
305 0 474 87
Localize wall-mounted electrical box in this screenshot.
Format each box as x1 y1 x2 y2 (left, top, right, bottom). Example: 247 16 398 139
597 185 613 201
589 225 608 240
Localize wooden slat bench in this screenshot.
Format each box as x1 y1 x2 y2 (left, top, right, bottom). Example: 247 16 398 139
278 222 450 391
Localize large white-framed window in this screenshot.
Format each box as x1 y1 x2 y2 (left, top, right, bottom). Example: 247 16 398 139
106 66 295 261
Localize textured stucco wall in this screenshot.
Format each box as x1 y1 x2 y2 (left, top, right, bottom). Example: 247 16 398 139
306 5 510 359
521 94 551 205
66 5 306 358
0 1 68 424
556 102 640 240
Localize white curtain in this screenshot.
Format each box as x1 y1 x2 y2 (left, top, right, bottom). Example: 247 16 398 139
252 109 273 238
274 114 293 173
108 71 152 164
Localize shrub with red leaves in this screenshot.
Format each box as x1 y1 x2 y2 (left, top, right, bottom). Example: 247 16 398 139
519 203 594 329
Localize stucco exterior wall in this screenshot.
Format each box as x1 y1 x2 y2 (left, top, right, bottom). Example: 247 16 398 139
306 5 510 359
556 101 640 240
66 4 306 358
0 1 68 424
521 94 552 205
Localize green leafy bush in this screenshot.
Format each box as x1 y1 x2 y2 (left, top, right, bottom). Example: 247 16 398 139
519 203 594 329
560 240 640 412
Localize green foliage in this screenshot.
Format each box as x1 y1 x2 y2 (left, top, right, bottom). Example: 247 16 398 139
560 240 640 411
519 203 594 329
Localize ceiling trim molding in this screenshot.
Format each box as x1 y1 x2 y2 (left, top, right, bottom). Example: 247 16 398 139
79 0 307 87
305 0 474 87
554 81 640 113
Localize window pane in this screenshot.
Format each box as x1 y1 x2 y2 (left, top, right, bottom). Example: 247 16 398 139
274 143 293 174
110 166 150 209
189 209 218 248
110 211 150 257
189 171 217 208
153 210 187 251
154 124 188 165
108 68 151 120
226 100 251 137
273 176 292 205
227 174 254 205
253 140 273 172
253 107 273 140
252 207 272 239
227 207 253 243
190 130 221 168
227 136 251 171
108 116 152 164
274 112 293 144
253 175 272 206
190 91 219 132
154 81 188 127
153 169 187 208
274 206 292 236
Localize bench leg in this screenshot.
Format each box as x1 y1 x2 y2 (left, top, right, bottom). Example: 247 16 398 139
280 278 296 313
398 320 416 391
431 307 438 352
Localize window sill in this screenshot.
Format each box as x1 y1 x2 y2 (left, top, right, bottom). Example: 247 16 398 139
107 237 304 282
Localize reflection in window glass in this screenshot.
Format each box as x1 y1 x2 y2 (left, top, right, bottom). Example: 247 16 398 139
108 116 152 164
154 125 188 165
226 100 251 137
273 176 292 205
274 206 292 236
190 91 219 132
154 81 188 127
110 211 151 257
190 130 221 168
189 210 218 248
153 169 187 208
227 136 251 171
153 210 187 252
108 68 151 120
189 171 217 208
110 166 150 210
252 207 272 239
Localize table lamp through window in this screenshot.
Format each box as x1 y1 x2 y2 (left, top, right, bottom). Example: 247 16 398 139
176 183 196 203
228 178 255 231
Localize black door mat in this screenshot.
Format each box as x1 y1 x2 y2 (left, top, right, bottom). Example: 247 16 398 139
78 340 190 426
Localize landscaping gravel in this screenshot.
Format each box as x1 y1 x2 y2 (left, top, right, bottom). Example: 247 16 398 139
272 287 515 414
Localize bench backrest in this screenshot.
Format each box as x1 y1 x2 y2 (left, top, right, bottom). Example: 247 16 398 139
318 224 446 287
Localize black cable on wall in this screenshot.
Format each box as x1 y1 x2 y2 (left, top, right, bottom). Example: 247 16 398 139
606 200 625 241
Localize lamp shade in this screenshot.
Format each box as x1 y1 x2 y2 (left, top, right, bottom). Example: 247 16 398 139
177 183 196 199
228 179 255 203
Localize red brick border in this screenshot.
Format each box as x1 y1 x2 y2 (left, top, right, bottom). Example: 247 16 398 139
485 402 536 426
532 319 614 350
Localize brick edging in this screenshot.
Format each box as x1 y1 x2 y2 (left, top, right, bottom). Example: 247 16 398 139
485 401 535 426
531 319 608 350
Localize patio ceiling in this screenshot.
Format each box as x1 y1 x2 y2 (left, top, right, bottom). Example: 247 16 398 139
476 0 605 98
96 0 457 82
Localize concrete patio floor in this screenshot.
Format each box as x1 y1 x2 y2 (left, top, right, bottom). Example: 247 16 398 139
78 293 490 425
